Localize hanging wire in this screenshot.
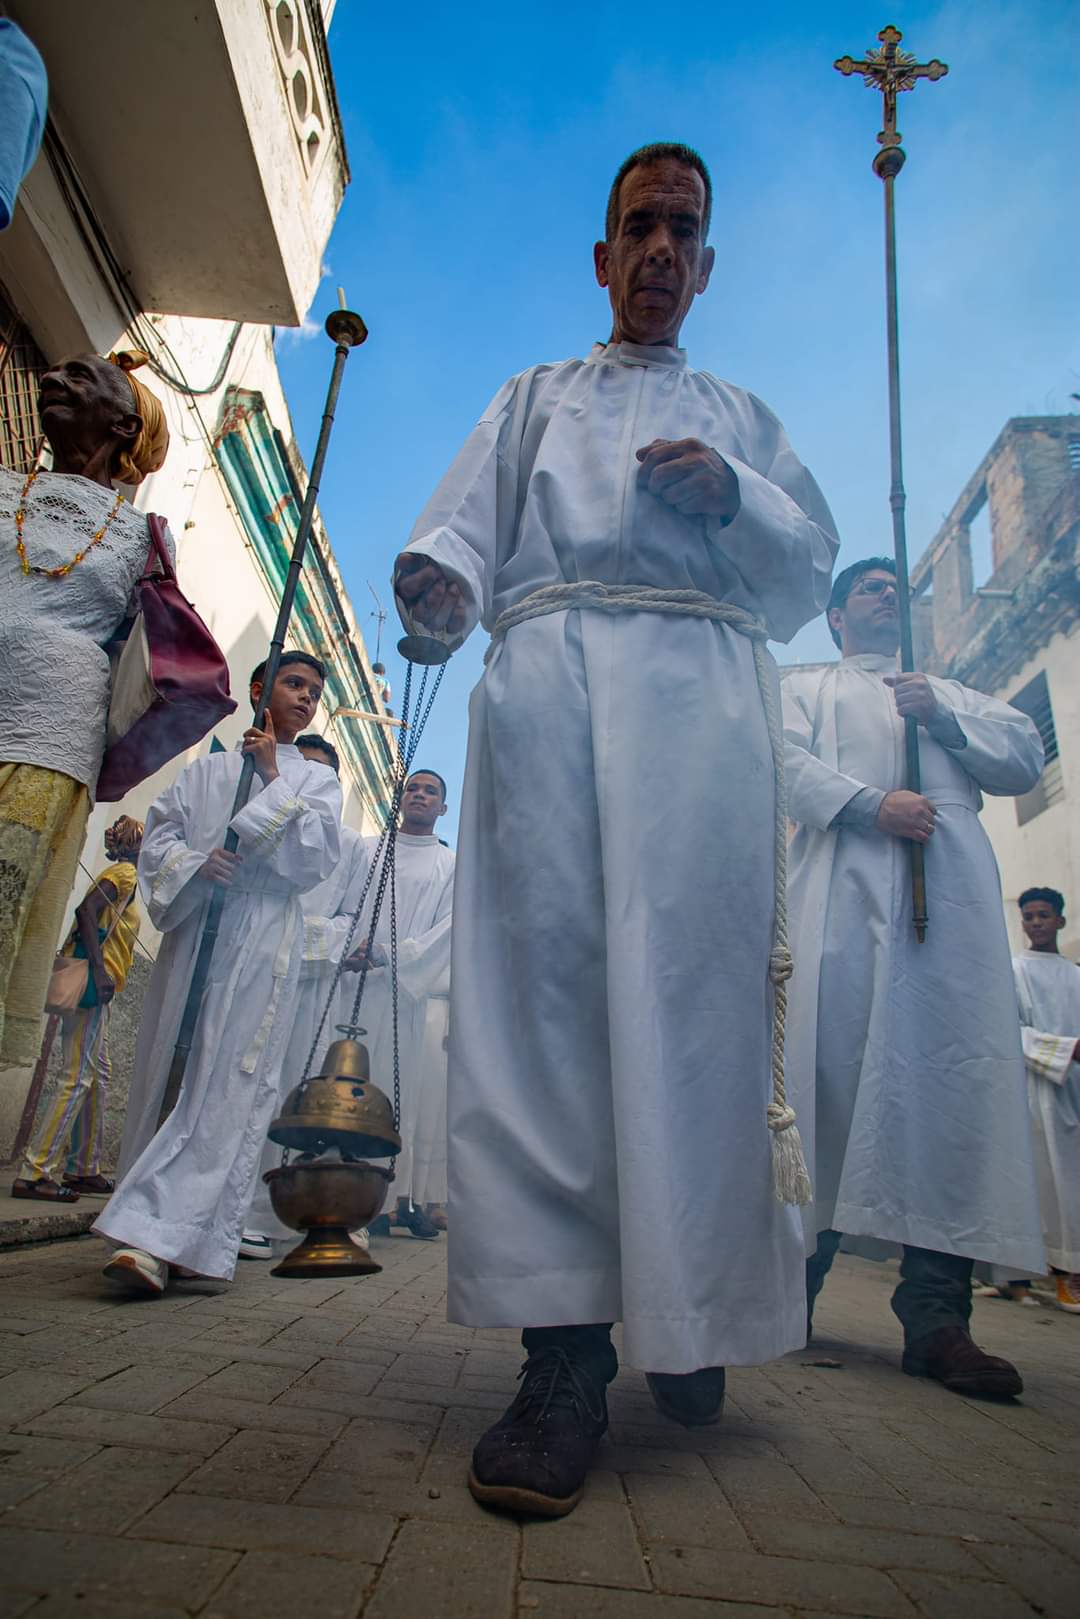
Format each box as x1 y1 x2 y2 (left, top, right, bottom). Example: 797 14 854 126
295 654 445 1128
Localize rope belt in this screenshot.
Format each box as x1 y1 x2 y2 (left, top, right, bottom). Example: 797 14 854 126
489 581 811 1206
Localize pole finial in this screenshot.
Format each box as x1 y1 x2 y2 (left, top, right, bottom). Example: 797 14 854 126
835 23 948 156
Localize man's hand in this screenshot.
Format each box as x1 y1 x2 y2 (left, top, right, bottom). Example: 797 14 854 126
394 553 467 635
884 673 941 728
243 710 279 785
200 848 242 887
635 439 740 520
343 942 385 974
92 966 116 1006
876 790 937 844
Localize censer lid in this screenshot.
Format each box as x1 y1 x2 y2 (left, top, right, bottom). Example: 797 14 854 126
268 1037 401 1158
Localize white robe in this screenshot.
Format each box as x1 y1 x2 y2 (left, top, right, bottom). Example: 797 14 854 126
1013 952 1080 1271
94 746 341 1279
348 834 455 1204
397 339 838 1371
783 655 1046 1273
246 822 372 1242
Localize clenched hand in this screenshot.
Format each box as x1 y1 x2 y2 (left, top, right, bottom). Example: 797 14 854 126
394 553 467 636
636 439 740 520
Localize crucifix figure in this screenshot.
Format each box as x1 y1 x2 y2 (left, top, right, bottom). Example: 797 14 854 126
836 24 948 157
834 23 948 940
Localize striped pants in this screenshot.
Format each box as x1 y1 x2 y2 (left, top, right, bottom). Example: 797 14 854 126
21 1007 111 1182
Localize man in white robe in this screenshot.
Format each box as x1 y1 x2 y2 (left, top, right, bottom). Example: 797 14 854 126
350 769 454 1241
1011 887 1080 1313
240 732 371 1259
783 556 1046 1398
392 142 838 1517
94 654 341 1293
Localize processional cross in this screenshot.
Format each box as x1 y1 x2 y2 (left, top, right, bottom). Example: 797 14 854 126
835 25 948 942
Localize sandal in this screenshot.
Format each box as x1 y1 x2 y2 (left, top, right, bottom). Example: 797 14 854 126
62 1174 115 1195
11 1178 80 1203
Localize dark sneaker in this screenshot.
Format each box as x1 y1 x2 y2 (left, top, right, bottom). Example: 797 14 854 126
367 1215 391 1238
392 1206 441 1240
902 1325 1023 1399
646 1366 726 1426
468 1347 609 1517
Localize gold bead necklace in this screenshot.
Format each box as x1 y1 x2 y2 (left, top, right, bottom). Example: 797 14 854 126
15 467 125 579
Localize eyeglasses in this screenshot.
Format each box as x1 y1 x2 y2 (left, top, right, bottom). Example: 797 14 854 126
848 577 896 599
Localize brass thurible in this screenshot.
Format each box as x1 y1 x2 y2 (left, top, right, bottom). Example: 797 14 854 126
264 1034 401 1279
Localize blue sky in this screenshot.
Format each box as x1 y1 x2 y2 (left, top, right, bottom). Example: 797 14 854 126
278 0 1079 844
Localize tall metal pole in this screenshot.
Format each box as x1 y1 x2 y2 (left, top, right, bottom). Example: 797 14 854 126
836 25 948 942
156 304 368 1127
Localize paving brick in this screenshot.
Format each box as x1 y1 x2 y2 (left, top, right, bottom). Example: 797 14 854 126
6 1600 189 1619
517 1585 780 1619
278 1384 444 1423
9 1445 198 1533
364 1520 515 1619
194 1359 305 1404
523 1499 650 1590
177 1428 330 1503
0 1470 42 1508
191 1318 286 1348
650 1546 916 1616
161 1389 345 1438
0 1588 40 1619
0 1369 99 1425
72 1363 211 1414
598 1443 711 1479
822 1491 1047 1548
22 1404 234 1454
1023 1516 1080 1561
129 1491 395 1561
317 1414 435 1481
372 1377 506 1412
890 1570 1043 1619
164 1340 320 1372
200 1548 372 1619
706 1451 834 1519
743 1514 989 1576
0 1524 236 1606
293 1462 516 1530
625 1470 751 1551
379 1350 462 1388
0 1433 101 1475
968 1542 1080 1616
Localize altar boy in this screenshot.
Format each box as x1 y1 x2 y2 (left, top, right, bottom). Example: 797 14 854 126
95 653 342 1292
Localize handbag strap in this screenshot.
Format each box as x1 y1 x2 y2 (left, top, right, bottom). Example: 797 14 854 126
141 513 176 582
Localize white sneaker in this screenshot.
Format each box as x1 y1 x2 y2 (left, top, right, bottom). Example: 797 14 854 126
238 1233 275 1262
103 1247 168 1296
349 1228 370 1251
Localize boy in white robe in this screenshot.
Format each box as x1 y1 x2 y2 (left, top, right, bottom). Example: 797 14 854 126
95 653 341 1294
783 557 1046 1398
349 769 454 1242
393 142 837 1516
1009 888 1080 1314
239 732 371 1260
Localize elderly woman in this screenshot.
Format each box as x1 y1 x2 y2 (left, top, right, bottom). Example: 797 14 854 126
0 350 170 1068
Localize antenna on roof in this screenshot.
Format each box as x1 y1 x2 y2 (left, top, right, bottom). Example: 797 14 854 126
368 581 387 663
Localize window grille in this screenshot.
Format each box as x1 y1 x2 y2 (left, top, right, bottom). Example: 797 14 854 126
0 286 47 474
1010 669 1065 826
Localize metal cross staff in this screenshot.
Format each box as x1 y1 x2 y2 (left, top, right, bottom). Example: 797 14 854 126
835 24 948 942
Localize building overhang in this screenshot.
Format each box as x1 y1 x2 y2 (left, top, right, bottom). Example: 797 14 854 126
7 0 347 327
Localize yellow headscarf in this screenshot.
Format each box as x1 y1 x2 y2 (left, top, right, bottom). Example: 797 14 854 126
106 349 170 485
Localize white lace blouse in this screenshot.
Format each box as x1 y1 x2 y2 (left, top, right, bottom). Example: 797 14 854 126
0 467 175 794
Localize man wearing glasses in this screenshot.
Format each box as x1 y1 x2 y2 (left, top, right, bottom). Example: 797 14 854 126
782 557 1046 1399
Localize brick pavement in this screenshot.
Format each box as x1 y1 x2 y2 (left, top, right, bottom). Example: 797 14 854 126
1 1235 1078 1617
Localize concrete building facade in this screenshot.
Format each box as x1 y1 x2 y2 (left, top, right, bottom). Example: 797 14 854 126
910 415 1080 958
0 1 392 1162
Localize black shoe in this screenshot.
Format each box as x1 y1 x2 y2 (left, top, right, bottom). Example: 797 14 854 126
367 1215 391 1238
902 1325 1022 1399
468 1346 609 1517
393 1206 441 1240
646 1366 726 1426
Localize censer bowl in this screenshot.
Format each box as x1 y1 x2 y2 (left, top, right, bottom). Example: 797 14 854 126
265 1160 392 1279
